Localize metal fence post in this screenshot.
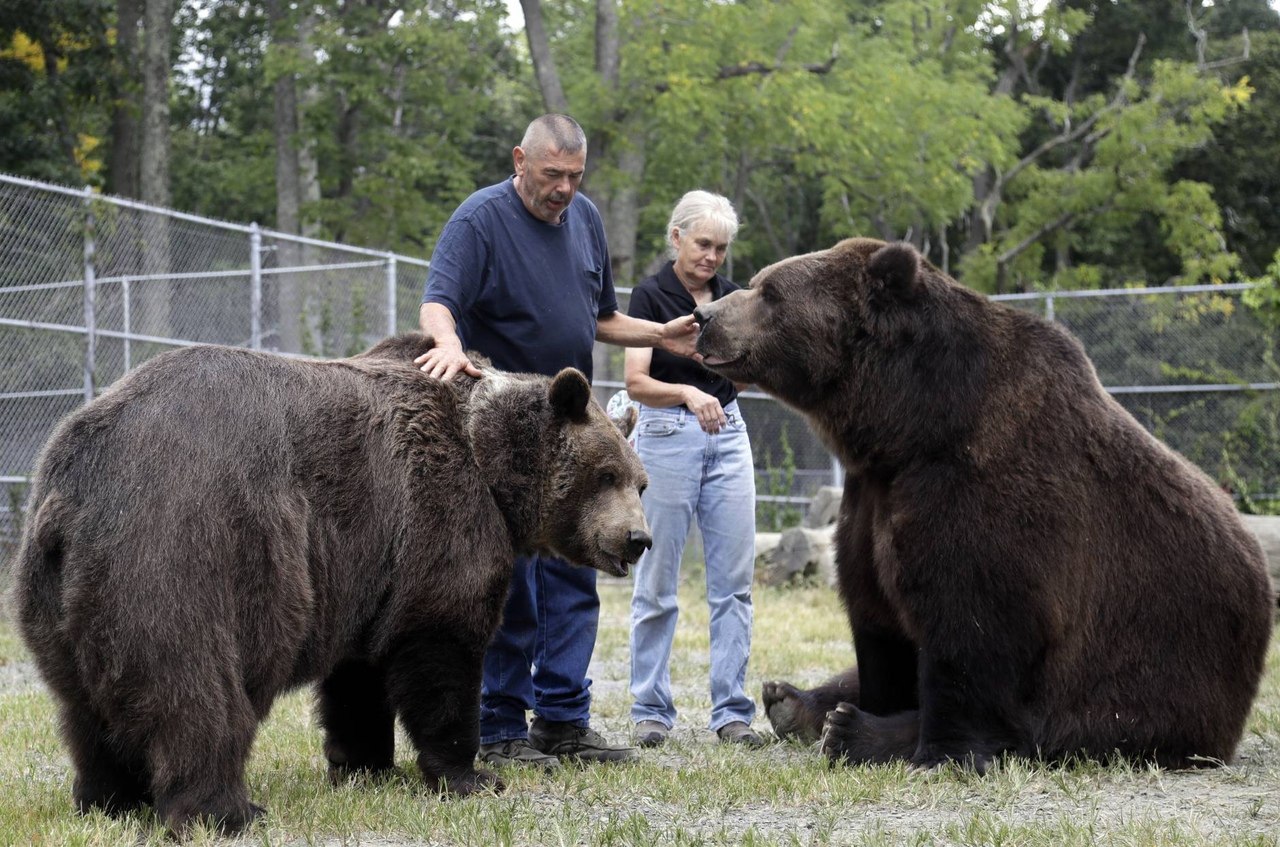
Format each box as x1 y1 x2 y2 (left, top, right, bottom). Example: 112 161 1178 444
122 277 131 372
385 254 397 336
82 186 96 400
1046 294 1055 323
250 223 262 350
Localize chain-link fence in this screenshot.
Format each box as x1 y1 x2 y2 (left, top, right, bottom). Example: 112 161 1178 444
3 173 1278 546
1 174 428 541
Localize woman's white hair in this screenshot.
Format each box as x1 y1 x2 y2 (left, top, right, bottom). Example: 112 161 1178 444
666 190 740 257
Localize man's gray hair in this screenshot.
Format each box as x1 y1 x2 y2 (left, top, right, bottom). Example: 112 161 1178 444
666 190 740 256
520 114 587 157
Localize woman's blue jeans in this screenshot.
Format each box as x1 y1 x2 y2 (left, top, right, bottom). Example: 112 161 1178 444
629 400 757 731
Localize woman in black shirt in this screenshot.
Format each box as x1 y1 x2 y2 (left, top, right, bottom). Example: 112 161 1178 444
625 191 762 749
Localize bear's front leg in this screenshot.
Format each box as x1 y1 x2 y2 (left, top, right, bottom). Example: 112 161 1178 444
382 628 504 797
318 659 399 784
852 626 919 716
909 650 1019 774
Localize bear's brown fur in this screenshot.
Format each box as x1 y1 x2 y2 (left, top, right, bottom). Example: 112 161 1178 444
9 333 650 834
696 238 1274 771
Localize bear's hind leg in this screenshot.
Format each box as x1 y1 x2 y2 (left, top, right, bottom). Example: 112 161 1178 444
383 629 503 797
62 706 151 817
820 702 919 765
318 659 397 784
763 666 861 743
147 677 263 836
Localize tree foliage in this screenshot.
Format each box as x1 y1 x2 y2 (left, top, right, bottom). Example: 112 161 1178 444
0 0 114 184
1 0 1277 291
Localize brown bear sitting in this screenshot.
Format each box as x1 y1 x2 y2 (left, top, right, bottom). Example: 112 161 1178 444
9 333 650 834
694 238 1273 772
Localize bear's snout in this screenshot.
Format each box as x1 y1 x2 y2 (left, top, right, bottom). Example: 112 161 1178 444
624 529 653 563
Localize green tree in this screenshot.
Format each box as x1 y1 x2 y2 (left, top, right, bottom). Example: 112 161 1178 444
1177 30 1280 277
0 0 115 184
519 0 1029 283
297 0 533 255
957 0 1268 293
170 0 276 224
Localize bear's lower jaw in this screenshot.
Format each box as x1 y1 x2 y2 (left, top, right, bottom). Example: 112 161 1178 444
600 556 630 578
700 352 744 369
580 552 630 578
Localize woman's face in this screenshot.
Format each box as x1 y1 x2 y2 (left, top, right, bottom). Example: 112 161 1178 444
672 222 730 287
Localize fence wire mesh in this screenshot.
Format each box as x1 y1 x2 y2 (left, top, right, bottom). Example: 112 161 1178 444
2 173 1277 546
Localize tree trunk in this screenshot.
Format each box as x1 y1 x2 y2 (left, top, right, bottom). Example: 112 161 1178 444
108 0 141 199
591 127 644 285
268 0 302 351
139 0 173 336
296 14 321 237
520 0 569 112
140 0 172 208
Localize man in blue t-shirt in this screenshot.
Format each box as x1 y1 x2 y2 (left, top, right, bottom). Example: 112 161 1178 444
416 114 699 768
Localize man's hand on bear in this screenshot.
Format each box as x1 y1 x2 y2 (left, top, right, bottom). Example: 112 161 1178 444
415 338 483 381
659 313 701 359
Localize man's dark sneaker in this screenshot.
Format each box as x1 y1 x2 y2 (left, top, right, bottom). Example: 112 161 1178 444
529 718 639 763
716 721 765 748
478 738 561 770
633 720 669 748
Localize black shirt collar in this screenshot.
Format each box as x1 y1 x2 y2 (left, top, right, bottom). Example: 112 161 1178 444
655 260 728 307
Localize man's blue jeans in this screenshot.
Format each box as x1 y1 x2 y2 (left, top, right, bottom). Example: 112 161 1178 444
629 400 757 731
479 553 598 743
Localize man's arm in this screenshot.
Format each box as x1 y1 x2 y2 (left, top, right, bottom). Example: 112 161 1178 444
414 302 483 379
596 311 700 359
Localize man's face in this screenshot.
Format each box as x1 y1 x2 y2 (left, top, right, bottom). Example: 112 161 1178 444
513 145 586 224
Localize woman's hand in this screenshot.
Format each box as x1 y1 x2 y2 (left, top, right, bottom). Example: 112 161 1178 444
684 387 727 433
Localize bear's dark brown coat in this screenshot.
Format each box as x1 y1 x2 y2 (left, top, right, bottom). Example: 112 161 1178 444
695 238 1273 771
9 333 649 833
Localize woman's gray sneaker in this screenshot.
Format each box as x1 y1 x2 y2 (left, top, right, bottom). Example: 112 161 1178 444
633 720 669 748
716 721 765 747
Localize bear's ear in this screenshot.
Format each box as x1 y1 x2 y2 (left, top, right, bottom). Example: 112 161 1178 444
549 368 592 423
866 242 921 299
611 404 638 438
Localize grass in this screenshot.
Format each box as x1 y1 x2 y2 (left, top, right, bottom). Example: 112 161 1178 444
1 578 1279 846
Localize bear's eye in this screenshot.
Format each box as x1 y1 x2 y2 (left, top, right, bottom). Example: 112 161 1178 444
760 285 781 304
599 472 617 488
638 483 647 497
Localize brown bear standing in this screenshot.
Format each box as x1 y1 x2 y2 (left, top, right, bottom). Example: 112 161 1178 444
695 238 1274 772
9 333 650 834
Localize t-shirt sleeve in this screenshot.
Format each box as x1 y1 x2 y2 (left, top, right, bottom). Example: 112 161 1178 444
421 218 487 321
627 284 656 322
594 217 618 318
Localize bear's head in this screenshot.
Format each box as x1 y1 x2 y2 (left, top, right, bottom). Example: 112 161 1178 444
695 237 989 466
467 367 651 578
537 369 650 577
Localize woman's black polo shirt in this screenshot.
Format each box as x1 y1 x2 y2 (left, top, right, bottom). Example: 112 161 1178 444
627 261 740 410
